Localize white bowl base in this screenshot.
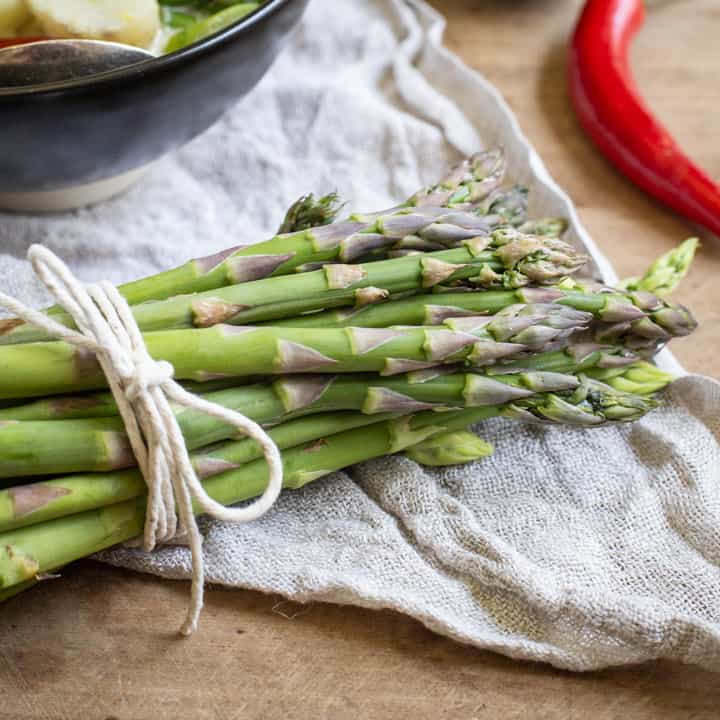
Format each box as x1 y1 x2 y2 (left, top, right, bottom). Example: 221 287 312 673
0 164 151 213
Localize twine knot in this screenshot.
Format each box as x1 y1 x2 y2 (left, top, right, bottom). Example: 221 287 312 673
0 245 284 635
125 357 175 400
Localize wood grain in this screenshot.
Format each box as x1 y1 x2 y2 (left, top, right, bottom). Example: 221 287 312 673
1 1 718 718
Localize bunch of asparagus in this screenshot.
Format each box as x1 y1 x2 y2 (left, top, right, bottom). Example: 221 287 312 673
0 151 698 603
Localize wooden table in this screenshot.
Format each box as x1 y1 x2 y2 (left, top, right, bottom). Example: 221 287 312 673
2 1 719 718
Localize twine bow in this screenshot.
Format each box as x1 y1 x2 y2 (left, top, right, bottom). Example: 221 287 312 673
0 245 284 635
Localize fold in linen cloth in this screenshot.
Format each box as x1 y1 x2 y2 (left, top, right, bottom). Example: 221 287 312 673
1 0 718 671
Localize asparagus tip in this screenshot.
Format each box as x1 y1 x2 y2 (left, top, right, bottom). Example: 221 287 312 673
620 237 699 297
405 429 493 466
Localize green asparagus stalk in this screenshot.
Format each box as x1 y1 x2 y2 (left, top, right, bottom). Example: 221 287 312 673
417 240 699 350
404 430 494 465
0 352 593 478
0 364 671 536
29 190 342 326
0 350 673 480
406 150 506 209
0 392 122 422
517 217 568 238
28 151 502 318
0 378 662 593
0 337 667 438
0 411 471 591
476 185 528 227
362 185 529 261
268 283 697 345
0 302 593 400
583 360 676 395
0 228 588 346
0 376 263 422
619 237 698 297
0 410 396 533
0 351 672 425
276 192 345 234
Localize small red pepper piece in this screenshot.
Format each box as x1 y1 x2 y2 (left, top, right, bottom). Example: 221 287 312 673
0 37 48 50
569 0 720 237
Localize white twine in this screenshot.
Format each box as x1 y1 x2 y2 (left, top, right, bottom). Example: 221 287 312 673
0 245 284 635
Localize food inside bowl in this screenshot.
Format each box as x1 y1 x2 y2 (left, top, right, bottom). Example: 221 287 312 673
0 0 266 56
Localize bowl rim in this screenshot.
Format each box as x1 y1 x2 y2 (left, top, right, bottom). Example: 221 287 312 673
0 0 293 98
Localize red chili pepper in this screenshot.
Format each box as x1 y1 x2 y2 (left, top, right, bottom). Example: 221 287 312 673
0 37 48 49
569 0 720 238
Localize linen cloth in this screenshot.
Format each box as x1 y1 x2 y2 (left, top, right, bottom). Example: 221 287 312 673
1 0 718 671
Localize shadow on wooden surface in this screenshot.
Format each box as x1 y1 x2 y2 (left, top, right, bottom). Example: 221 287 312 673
1 562 718 720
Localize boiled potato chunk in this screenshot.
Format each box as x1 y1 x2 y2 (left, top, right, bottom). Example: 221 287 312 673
27 0 160 49
0 0 32 36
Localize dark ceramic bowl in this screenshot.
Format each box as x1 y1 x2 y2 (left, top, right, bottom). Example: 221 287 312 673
0 0 309 212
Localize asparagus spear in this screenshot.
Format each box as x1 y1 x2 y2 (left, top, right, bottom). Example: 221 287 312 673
0 357 590 478
421 239 699 349
276 192 345 234
0 231 589 346
404 430 494 466
0 392 121 422
0 362 673 535
268 284 697 348
585 360 676 395
475 185 527 227
0 341 670 429
517 217 568 238
0 329 662 435
274 151 510 236
278 283 697 334
405 149 506 209
30 189 344 326
360 186 530 262
0 375 263 422
0 378 662 593
619 237 698 297
0 350 673 480
29 151 502 318
0 302 592 400
0 410 396 533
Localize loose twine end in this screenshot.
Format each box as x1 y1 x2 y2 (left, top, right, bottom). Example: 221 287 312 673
0 244 284 635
